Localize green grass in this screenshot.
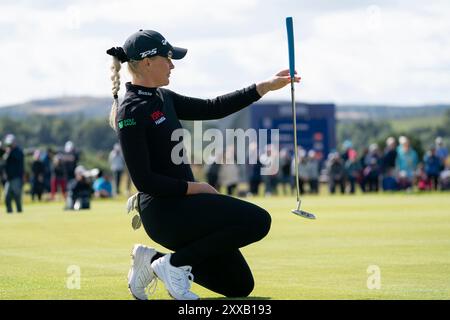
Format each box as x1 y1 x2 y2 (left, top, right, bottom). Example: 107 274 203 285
1 192 450 300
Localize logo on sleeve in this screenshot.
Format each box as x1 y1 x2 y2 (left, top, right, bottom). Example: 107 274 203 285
118 118 137 129
151 110 166 125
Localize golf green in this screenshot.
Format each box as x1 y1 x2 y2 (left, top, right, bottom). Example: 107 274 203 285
1 192 449 300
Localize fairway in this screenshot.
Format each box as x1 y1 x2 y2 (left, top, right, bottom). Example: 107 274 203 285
1 193 449 300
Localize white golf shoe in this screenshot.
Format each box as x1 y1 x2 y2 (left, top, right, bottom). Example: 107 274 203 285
128 244 158 300
151 254 199 300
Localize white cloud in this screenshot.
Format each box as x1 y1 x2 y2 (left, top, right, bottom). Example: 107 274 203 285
292 3 450 105
0 0 449 106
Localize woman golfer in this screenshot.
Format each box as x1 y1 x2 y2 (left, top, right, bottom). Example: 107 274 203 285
107 29 300 300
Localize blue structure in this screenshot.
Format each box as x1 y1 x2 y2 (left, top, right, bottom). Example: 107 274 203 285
248 101 336 159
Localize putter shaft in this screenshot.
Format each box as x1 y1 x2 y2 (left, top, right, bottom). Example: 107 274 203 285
291 78 316 220
291 78 300 206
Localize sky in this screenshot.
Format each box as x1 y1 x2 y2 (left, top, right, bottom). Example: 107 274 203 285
1 0 450 107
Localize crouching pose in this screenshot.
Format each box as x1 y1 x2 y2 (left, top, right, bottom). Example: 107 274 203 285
65 166 93 211
107 29 300 300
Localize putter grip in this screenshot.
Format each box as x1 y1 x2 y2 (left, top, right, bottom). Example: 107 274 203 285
286 17 295 78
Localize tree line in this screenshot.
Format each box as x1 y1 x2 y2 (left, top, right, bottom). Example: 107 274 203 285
1 109 448 172
337 109 450 158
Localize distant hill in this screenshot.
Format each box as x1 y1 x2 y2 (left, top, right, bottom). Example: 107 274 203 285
336 104 450 121
0 96 112 119
0 96 449 121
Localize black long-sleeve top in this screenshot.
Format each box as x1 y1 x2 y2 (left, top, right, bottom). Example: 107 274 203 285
5 147 24 180
117 82 261 200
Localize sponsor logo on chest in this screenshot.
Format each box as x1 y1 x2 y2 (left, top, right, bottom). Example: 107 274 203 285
151 110 166 125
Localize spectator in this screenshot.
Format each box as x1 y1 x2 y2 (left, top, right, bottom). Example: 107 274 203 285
382 136 397 174
395 136 418 184
358 147 369 192
260 144 279 196
397 170 413 191
41 148 54 198
0 142 6 195
363 144 381 192
61 141 79 182
416 163 432 191
382 168 398 191
218 146 240 195
340 140 355 163
345 149 361 194
65 166 93 210
305 150 320 194
439 158 450 190
93 170 113 198
435 137 448 164
51 155 67 200
108 143 125 196
290 147 305 194
424 147 442 190
246 142 261 196
297 149 309 194
4 134 24 213
279 148 292 195
327 152 345 194
31 149 45 201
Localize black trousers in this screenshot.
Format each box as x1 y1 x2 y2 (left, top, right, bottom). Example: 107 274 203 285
139 193 271 298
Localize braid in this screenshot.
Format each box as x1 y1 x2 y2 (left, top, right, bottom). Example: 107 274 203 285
109 57 121 131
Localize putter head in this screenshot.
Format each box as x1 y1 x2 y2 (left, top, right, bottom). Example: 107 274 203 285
291 209 316 220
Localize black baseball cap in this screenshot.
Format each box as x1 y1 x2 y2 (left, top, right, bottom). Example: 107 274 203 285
123 29 187 61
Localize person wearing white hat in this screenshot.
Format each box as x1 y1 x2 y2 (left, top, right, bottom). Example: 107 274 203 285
395 136 418 184
435 136 448 164
65 165 93 210
61 140 80 183
3 134 24 213
382 136 397 174
305 150 320 194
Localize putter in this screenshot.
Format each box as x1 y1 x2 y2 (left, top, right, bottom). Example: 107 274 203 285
286 17 316 220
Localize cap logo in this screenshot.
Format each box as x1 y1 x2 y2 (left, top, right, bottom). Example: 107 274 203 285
161 39 168 45
140 48 157 58
168 50 173 59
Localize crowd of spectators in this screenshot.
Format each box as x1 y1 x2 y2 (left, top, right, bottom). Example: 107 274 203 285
1 132 448 214
0 137 129 213
204 136 450 196
327 136 450 194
